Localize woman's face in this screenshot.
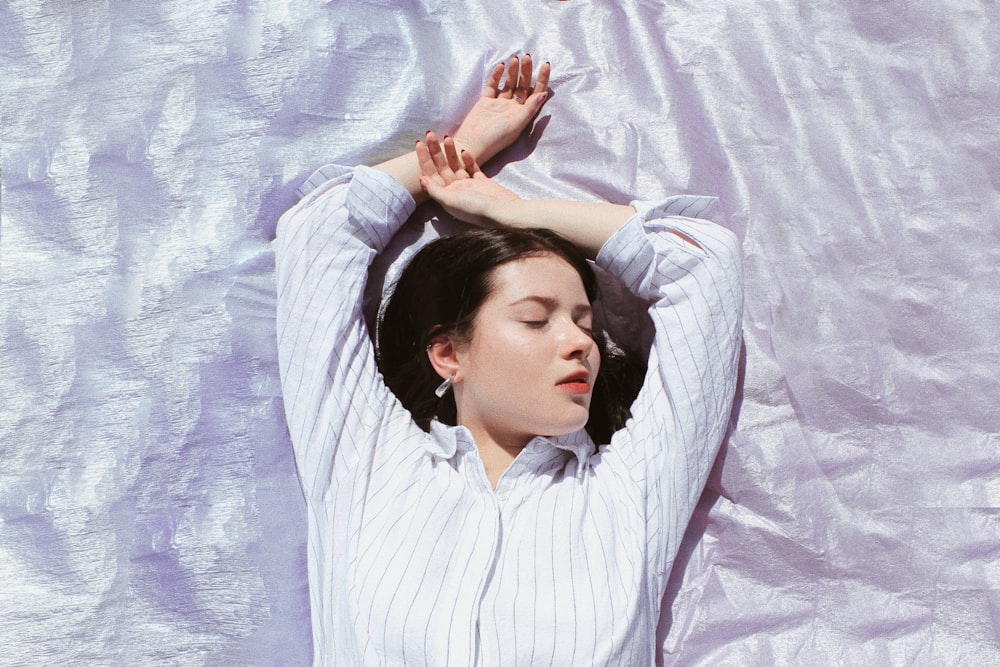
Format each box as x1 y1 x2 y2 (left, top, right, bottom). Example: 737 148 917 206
452 253 601 447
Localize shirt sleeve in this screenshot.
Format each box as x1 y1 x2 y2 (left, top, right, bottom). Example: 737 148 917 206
274 165 417 499
595 196 744 568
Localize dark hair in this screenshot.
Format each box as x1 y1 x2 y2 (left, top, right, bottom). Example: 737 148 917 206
376 227 644 444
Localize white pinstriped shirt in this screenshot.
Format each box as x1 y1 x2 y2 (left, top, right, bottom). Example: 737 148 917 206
275 165 742 666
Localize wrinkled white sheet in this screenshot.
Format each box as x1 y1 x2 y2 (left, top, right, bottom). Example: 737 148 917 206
2 1 998 664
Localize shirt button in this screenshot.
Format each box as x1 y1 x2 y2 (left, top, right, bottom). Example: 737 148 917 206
497 492 509 502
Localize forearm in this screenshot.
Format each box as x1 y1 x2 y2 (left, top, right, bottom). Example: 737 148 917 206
492 199 637 259
373 149 425 204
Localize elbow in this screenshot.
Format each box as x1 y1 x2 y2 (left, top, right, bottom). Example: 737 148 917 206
708 227 745 320
706 225 744 287
714 225 741 265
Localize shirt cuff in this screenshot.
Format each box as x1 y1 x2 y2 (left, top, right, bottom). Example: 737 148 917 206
297 164 417 254
347 166 417 253
595 195 720 298
630 195 716 220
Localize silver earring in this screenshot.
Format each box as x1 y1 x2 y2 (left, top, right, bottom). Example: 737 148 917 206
434 375 454 398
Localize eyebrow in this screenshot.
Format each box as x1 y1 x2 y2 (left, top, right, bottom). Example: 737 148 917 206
508 296 592 316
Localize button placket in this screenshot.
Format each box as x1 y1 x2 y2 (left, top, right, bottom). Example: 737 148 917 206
493 448 547 506
493 474 515 505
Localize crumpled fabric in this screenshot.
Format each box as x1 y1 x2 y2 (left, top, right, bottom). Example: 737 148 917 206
2 1 997 664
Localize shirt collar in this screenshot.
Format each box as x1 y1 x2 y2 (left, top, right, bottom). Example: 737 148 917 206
544 429 596 470
427 421 594 468
426 420 476 458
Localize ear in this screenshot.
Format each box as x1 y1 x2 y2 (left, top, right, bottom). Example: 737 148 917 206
426 333 462 382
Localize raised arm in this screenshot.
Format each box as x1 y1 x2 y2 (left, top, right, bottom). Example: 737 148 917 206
374 54 549 203
414 135 637 258
598 205 743 577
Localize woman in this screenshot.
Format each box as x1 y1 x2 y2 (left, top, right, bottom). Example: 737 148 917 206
276 55 742 666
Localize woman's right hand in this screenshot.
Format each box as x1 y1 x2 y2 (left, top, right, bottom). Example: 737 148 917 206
452 54 550 164
416 132 520 228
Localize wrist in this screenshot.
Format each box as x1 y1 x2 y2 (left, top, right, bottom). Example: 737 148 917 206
490 197 527 228
451 135 492 164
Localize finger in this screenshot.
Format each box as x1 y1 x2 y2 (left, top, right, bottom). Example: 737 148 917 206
419 175 445 200
420 173 461 212
425 131 450 173
518 53 532 97
442 136 464 174
415 140 437 178
499 55 518 98
524 90 548 117
460 149 483 178
483 61 504 98
533 60 551 96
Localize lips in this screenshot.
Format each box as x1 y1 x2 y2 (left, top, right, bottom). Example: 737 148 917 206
556 370 591 394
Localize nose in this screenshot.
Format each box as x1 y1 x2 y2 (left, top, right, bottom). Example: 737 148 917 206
559 320 596 360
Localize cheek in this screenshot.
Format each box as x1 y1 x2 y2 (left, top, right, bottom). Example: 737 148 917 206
467 326 535 375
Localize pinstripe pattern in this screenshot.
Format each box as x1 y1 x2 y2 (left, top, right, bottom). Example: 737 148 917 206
275 166 743 666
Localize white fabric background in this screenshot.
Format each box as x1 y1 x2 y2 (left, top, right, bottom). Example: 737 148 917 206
2 1 998 664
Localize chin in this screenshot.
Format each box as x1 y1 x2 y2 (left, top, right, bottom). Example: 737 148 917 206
546 412 590 437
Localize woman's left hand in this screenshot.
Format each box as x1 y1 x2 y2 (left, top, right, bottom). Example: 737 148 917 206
452 54 550 164
374 53 548 204
416 132 520 228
